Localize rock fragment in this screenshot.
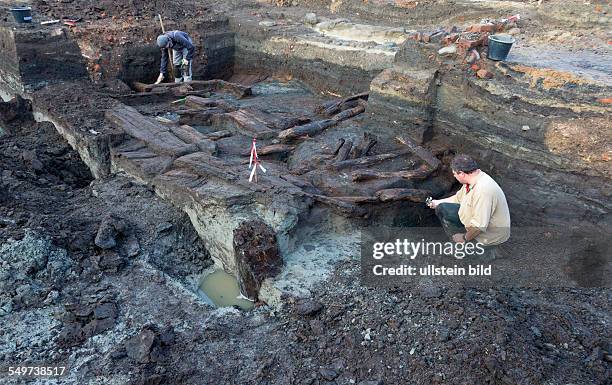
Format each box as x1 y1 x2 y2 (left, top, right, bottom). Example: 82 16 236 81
438 45 457 56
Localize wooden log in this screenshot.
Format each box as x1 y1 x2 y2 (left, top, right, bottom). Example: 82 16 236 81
320 99 357 116
332 196 379 204
395 135 441 170
105 104 196 157
170 125 217 155
351 164 433 182
132 81 152 93
174 153 294 194
169 124 204 143
335 140 353 162
331 104 365 123
184 95 237 112
174 153 240 182
375 188 431 202
226 109 278 139
349 133 377 159
274 117 310 131
316 92 369 116
256 144 295 156
328 149 412 171
332 138 345 157
278 119 337 141
132 80 252 98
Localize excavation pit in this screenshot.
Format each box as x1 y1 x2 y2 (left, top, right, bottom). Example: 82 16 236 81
1 2 611 383
0 1 609 307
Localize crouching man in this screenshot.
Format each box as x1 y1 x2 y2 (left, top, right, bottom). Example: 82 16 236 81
154 30 195 84
428 154 511 255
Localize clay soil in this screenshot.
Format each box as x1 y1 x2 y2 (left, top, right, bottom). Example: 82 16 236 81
1 97 610 385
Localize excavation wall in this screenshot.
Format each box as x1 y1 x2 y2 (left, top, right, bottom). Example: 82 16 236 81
1 10 610 243
368 40 611 229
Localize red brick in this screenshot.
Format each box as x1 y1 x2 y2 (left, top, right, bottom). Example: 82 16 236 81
468 24 495 33
477 69 494 79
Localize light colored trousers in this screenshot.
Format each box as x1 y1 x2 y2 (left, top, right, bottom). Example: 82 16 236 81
172 48 192 81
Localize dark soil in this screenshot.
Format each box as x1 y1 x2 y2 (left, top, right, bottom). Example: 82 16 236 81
32 0 210 21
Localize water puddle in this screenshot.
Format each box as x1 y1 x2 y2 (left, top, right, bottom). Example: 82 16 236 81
197 270 254 310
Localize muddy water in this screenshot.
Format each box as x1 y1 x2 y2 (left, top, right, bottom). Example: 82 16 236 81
197 270 254 310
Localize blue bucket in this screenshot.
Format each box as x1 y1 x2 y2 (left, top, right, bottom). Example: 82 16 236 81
487 34 515 61
10 7 32 23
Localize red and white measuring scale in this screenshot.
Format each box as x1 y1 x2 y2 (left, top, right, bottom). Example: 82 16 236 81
248 138 267 183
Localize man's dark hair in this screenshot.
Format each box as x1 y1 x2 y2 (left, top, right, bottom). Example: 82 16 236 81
451 154 479 173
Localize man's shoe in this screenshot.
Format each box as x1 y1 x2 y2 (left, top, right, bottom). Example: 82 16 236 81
174 77 183 83
183 75 192 83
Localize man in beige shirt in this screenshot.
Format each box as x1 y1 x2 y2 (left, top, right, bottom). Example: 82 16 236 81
428 154 511 246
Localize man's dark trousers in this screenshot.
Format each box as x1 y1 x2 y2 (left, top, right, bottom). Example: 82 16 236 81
435 202 500 259
435 203 463 238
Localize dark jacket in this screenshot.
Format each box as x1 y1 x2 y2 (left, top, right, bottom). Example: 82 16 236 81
160 31 195 74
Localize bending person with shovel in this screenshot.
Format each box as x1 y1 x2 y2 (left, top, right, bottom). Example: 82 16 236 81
154 30 195 84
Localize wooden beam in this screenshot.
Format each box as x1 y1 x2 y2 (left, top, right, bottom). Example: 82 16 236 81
375 188 431 202
253 144 295 156
351 164 433 182
349 133 377 159
328 149 413 171
334 140 353 162
278 119 336 141
225 109 278 139
331 104 365 123
105 104 197 157
395 135 441 170
132 80 252 98
316 92 369 116
184 95 237 112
